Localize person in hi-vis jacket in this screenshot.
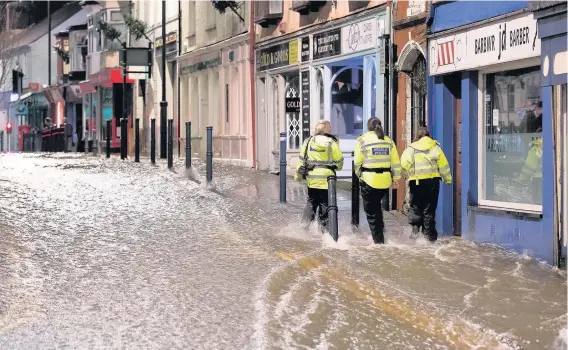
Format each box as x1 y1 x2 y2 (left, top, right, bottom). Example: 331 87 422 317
295 120 344 232
400 127 452 242
354 117 401 244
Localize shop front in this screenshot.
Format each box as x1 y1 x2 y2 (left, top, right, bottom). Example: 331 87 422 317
80 68 134 153
427 4 556 263
8 92 49 152
531 0 567 265
256 10 388 176
178 34 252 167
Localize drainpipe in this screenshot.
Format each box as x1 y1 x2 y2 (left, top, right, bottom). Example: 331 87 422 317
177 0 182 157
249 0 256 169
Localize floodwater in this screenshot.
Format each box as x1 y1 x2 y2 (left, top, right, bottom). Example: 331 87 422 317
0 153 565 350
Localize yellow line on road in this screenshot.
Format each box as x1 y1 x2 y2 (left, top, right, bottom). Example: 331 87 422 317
275 251 504 350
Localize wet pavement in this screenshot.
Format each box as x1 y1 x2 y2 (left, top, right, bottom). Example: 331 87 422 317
0 153 566 350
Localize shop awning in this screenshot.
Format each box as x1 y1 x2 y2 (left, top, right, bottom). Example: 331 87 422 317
79 80 96 95
90 68 135 88
43 86 64 104
66 85 82 103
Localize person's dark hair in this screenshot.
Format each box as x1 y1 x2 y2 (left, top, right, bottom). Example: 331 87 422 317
367 117 385 140
415 127 430 142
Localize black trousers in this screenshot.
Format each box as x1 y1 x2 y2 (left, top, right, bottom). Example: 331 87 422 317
360 181 387 244
408 178 440 242
302 188 329 231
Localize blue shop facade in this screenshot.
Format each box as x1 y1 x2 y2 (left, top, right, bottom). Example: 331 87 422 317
426 1 566 265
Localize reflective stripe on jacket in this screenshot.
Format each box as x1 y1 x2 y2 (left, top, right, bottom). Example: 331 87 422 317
296 134 344 189
400 136 452 184
519 137 542 180
354 132 401 189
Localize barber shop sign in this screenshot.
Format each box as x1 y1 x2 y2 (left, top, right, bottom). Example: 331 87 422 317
429 13 540 76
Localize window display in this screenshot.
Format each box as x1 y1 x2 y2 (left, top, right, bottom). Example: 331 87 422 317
482 66 542 207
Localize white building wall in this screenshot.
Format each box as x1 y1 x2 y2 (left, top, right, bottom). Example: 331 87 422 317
175 1 252 167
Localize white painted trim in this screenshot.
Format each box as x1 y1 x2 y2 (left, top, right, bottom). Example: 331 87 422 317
478 200 542 214
477 60 544 213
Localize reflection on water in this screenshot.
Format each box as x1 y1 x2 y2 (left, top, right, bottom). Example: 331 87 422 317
0 153 565 349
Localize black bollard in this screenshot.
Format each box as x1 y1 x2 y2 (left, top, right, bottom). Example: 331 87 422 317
279 132 286 203
49 126 53 152
206 126 213 184
328 175 339 242
135 118 140 162
167 119 173 169
32 131 35 152
120 118 126 160
106 120 111 158
150 118 156 164
351 151 360 227
185 121 191 169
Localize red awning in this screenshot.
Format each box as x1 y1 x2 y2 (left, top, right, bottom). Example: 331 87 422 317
79 80 96 95
90 68 135 88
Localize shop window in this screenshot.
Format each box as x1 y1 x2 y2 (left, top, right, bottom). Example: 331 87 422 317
331 67 363 136
285 73 301 150
313 67 325 120
481 66 542 209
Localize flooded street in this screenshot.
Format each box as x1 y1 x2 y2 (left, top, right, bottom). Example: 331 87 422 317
0 153 566 349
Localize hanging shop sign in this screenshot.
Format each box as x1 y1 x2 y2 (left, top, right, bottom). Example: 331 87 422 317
313 28 341 60
300 36 310 62
429 13 541 76
301 71 310 141
258 40 299 71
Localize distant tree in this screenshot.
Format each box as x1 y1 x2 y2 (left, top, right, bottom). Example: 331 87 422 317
53 46 69 64
211 1 245 23
123 13 150 41
97 19 123 45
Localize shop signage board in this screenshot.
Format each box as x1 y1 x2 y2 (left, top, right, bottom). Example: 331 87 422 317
341 17 379 55
258 40 299 71
301 71 310 140
155 31 178 48
181 52 221 74
301 36 310 62
285 97 300 113
429 13 541 76
313 28 341 60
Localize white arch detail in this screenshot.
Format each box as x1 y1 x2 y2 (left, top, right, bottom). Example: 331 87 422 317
396 40 426 73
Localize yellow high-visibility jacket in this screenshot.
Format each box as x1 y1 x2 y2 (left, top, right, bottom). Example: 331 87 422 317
295 134 344 189
400 136 452 184
519 137 543 181
354 132 401 189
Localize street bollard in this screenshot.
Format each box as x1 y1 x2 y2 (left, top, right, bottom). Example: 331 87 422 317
135 118 140 163
121 118 127 160
279 132 286 203
328 175 339 242
206 126 213 184
150 118 156 165
106 120 111 159
32 131 36 152
185 121 191 169
351 151 360 227
167 119 173 169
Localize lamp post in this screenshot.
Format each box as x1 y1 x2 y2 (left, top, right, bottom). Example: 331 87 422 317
160 0 167 159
